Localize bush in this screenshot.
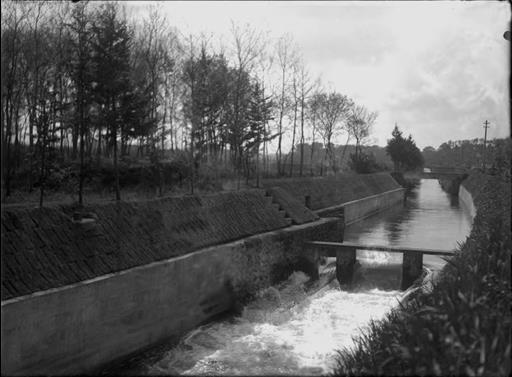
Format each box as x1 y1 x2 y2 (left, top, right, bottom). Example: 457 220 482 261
348 152 383 174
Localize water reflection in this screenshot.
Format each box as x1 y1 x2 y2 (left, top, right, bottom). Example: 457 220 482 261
344 179 472 270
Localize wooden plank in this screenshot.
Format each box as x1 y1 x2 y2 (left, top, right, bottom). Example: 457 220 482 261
306 241 454 256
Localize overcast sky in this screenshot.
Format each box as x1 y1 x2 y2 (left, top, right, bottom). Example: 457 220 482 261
130 1 510 149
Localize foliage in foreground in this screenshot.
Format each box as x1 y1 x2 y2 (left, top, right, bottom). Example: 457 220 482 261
333 174 511 376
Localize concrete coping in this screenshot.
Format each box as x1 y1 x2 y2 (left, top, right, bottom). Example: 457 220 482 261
314 188 405 215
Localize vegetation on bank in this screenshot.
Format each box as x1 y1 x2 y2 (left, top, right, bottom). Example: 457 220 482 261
333 173 511 376
422 137 511 175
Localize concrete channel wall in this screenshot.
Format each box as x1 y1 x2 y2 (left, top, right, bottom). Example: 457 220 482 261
1 218 341 376
316 188 405 225
457 172 492 222
458 184 476 220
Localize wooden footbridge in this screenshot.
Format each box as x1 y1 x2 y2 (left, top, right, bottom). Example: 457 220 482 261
306 241 454 290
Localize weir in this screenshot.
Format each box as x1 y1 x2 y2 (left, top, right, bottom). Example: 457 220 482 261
306 241 454 290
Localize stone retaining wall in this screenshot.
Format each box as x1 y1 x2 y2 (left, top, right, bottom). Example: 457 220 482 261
1 217 342 376
1 190 292 300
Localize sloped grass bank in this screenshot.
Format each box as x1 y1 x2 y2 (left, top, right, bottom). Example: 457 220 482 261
333 174 511 376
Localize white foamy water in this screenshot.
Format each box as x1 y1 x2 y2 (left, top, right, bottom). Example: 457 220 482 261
146 261 402 376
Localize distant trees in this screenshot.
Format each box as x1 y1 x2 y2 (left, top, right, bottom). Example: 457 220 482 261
385 125 424 172
422 138 511 177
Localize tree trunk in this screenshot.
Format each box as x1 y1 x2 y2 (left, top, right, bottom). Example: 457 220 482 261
78 96 85 206
289 85 298 177
299 94 305 176
112 101 120 201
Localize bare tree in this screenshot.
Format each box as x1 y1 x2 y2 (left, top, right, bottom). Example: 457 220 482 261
255 37 274 178
296 59 316 176
229 22 265 187
346 105 378 160
275 33 294 176
310 90 353 174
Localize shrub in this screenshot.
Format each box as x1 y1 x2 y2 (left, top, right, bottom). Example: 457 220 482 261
348 152 383 174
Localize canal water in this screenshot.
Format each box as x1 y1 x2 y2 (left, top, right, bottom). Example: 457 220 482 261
130 179 472 375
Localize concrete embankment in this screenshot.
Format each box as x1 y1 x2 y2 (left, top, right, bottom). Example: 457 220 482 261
264 172 404 224
1 173 404 375
457 171 491 221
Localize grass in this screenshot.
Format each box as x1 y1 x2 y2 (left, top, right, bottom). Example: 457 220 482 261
333 174 511 376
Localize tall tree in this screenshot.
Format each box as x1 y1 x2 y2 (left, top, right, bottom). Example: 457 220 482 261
182 44 229 193
92 2 132 201
288 58 299 176
68 1 94 206
275 34 294 176
346 105 377 160
229 22 265 186
309 91 353 174
297 62 315 176
1 1 29 198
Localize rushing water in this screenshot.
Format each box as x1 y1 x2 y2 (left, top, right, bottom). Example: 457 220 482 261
130 179 472 376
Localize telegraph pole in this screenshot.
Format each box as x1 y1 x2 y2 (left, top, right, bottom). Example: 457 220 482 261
482 120 490 172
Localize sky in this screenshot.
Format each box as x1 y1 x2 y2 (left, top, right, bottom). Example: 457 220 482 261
129 1 510 149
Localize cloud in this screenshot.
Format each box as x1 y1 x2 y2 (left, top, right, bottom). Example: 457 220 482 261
129 1 510 150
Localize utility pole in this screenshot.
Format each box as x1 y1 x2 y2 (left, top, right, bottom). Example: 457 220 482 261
482 120 490 172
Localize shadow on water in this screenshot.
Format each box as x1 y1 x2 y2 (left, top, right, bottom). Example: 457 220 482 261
449 194 460 208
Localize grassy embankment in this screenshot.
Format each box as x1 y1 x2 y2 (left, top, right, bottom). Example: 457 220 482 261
333 172 511 376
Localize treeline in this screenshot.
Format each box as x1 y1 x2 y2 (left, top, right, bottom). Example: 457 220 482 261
422 138 511 176
282 143 394 176
1 1 379 205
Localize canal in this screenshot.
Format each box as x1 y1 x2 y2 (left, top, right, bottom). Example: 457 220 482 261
118 179 472 375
